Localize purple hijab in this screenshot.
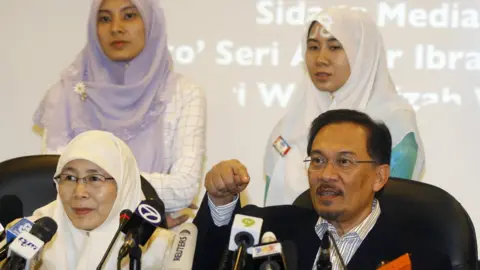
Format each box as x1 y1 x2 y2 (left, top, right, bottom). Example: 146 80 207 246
33 0 176 173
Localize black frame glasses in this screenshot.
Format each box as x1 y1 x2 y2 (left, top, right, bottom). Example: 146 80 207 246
303 156 377 171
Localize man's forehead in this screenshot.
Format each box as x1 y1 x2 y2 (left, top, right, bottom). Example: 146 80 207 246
312 123 368 152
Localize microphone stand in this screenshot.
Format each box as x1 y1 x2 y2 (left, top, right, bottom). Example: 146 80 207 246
327 232 346 270
317 232 332 270
117 231 142 270
0 243 10 262
0 257 11 270
317 231 347 270
128 245 142 270
97 228 124 270
128 231 142 270
232 241 247 270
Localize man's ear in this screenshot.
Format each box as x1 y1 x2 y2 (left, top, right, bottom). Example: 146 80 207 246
373 164 390 192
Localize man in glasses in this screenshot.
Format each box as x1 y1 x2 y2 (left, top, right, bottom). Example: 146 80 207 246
193 109 450 270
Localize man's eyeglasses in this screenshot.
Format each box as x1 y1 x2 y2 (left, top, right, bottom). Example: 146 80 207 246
304 155 376 171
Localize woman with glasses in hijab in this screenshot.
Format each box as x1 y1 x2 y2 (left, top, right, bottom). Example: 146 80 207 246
33 0 205 225
29 130 175 269
263 7 425 206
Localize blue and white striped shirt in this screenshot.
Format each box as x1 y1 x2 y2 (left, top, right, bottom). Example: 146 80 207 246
313 199 381 270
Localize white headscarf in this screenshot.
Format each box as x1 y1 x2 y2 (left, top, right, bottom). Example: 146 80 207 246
263 7 425 206
33 130 174 269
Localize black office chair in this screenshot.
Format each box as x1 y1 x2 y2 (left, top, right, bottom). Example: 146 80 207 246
293 177 478 270
0 155 159 225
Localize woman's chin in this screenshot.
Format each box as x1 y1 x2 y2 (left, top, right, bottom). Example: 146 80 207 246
314 84 338 94
68 213 104 231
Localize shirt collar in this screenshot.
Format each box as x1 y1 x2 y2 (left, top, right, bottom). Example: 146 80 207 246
315 199 381 241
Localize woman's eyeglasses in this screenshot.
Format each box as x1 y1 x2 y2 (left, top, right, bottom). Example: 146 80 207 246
54 174 114 188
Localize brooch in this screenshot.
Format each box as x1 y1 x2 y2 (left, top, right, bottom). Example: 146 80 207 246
73 82 87 101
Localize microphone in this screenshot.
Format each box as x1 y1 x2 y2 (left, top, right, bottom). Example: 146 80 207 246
316 232 332 270
3 217 58 270
317 232 347 270
96 209 133 270
163 223 197 270
118 199 166 263
217 214 264 270
327 232 347 270
228 214 263 270
252 232 298 270
120 210 132 224
0 218 34 261
261 232 277 244
0 195 23 228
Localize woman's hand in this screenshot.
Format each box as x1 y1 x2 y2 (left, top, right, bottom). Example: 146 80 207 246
166 204 198 229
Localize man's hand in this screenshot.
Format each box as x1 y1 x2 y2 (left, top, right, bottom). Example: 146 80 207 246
204 160 250 206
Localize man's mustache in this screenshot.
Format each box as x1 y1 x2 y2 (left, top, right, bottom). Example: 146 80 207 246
316 183 344 196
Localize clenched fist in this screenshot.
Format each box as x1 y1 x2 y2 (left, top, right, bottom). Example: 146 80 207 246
205 160 250 206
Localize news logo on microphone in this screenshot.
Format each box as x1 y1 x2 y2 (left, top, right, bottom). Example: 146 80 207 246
252 242 283 258
228 214 263 254
164 223 198 270
8 231 44 261
136 203 162 226
6 218 33 243
120 199 167 254
16 236 40 250
173 227 193 261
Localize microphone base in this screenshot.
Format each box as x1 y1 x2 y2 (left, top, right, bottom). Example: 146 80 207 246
128 245 142 270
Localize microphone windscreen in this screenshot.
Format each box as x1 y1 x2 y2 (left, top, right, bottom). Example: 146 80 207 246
121 199 165 246
30 217 58 243
260 231 277 244
321 231 331 249
119 209 133 225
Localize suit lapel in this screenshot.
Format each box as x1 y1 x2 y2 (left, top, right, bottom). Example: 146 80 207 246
291 209 321 269
347 212 404 269
262 206 320 269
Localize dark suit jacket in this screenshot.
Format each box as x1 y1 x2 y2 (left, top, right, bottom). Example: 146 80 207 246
193 195 452 270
